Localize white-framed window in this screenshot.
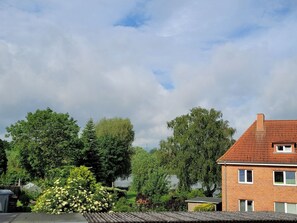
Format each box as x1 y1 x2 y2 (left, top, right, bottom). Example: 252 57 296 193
275 202 297 214
276 145 293 153
273 171 296 185
238 169 253 184
239 200 254 212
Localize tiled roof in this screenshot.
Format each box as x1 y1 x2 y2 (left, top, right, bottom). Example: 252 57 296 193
218 117 297 164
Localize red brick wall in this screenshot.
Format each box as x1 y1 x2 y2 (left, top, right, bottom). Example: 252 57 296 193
221 165 297 211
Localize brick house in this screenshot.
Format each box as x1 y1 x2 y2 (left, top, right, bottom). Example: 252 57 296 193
217 114 297 214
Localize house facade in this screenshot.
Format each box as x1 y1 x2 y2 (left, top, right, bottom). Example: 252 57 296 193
217 114 297 214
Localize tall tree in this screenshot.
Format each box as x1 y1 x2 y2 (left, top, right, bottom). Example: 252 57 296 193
6 108 80 178
98 135 132 186
159 107 235 196
76 119 103 181
95 117 135 186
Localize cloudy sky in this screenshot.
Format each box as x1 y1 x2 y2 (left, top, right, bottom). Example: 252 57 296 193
1 0 297 148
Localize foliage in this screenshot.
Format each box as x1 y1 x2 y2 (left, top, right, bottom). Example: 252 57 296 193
76 119 103 181
187 189 205 199
6 108 81 178
193 203 215 212
113 197 136 212
1 149 30 185
95 118 135 186
159 107 235 195
0 139 7 174
95 117 134 147
33 166 113 214
131 148 169 199
98 135 132 186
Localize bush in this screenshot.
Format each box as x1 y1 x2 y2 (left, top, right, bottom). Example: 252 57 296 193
113 197 136 212
193 203 215 212
33 166 113 214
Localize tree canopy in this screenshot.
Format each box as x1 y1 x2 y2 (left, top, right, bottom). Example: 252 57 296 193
75 119 103 182
6 108 80 178
95 117 134 186
131 147 169 200
95 118 134 147
159 107 235 196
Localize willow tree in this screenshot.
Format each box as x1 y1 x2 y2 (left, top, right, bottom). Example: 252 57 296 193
159 107 235 196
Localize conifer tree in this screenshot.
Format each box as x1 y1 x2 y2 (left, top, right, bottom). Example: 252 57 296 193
77 119 103 182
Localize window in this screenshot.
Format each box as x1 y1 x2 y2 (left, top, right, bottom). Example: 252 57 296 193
239 200 253 212
274 171 296 185
239 170 253 183
276 145 292 153
275 202 297 214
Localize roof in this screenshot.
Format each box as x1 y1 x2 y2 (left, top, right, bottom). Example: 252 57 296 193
84 212 297 223
218 115 297 164
185 197 222 204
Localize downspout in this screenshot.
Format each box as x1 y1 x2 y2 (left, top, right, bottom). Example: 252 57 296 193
224 161 227 211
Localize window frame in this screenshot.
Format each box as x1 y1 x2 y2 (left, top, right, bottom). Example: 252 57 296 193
239 199 254 212
275 144 293 153
238 169 253 184
273 171 296 186
274 202 297 214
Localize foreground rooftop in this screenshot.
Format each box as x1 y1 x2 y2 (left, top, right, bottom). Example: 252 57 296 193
1 212 297 223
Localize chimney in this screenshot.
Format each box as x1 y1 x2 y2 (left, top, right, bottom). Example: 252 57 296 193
256 113 265 131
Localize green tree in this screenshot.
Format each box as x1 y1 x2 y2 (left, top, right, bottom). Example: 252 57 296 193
0 139 7 174
95 118 135 186
98 135 132 186
6 108 81 178
95 118 134 147
159 107 235 196
131 148 169 200
76 119 103 181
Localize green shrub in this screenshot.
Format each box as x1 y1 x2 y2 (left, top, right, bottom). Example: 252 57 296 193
193 203 215 212
113 197 136 212
33 166 113 214
187 189 205 199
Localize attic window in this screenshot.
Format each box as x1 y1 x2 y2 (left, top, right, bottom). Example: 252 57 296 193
276 145 293 153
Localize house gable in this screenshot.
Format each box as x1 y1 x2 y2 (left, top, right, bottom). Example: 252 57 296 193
218 114 297 165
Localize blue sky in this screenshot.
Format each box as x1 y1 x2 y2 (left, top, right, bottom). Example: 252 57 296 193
1 0 297 148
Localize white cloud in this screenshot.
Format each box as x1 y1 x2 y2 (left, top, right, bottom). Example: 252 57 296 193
0 0 297 147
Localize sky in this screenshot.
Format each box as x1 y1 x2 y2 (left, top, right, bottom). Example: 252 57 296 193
1 0 297 149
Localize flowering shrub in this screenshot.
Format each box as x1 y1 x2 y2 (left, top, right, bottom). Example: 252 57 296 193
33 166 113 214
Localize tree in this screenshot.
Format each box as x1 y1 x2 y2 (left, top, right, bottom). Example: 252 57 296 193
98 135 132 186
95 118 134 147
76 119 103 181
6 108 80 178
131 147 169 200
159 107 235 196
0 139 7 174
95 117 135 186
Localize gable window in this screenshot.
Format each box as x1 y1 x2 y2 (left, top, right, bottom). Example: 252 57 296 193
239 200 253 212
239 170 253 183
274 171 296 185
275 202 297 214
276 145 293 153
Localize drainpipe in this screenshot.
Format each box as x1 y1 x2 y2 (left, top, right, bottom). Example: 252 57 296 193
224 161 227 211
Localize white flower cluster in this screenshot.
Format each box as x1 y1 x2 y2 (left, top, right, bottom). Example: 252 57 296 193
33 178 113 214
